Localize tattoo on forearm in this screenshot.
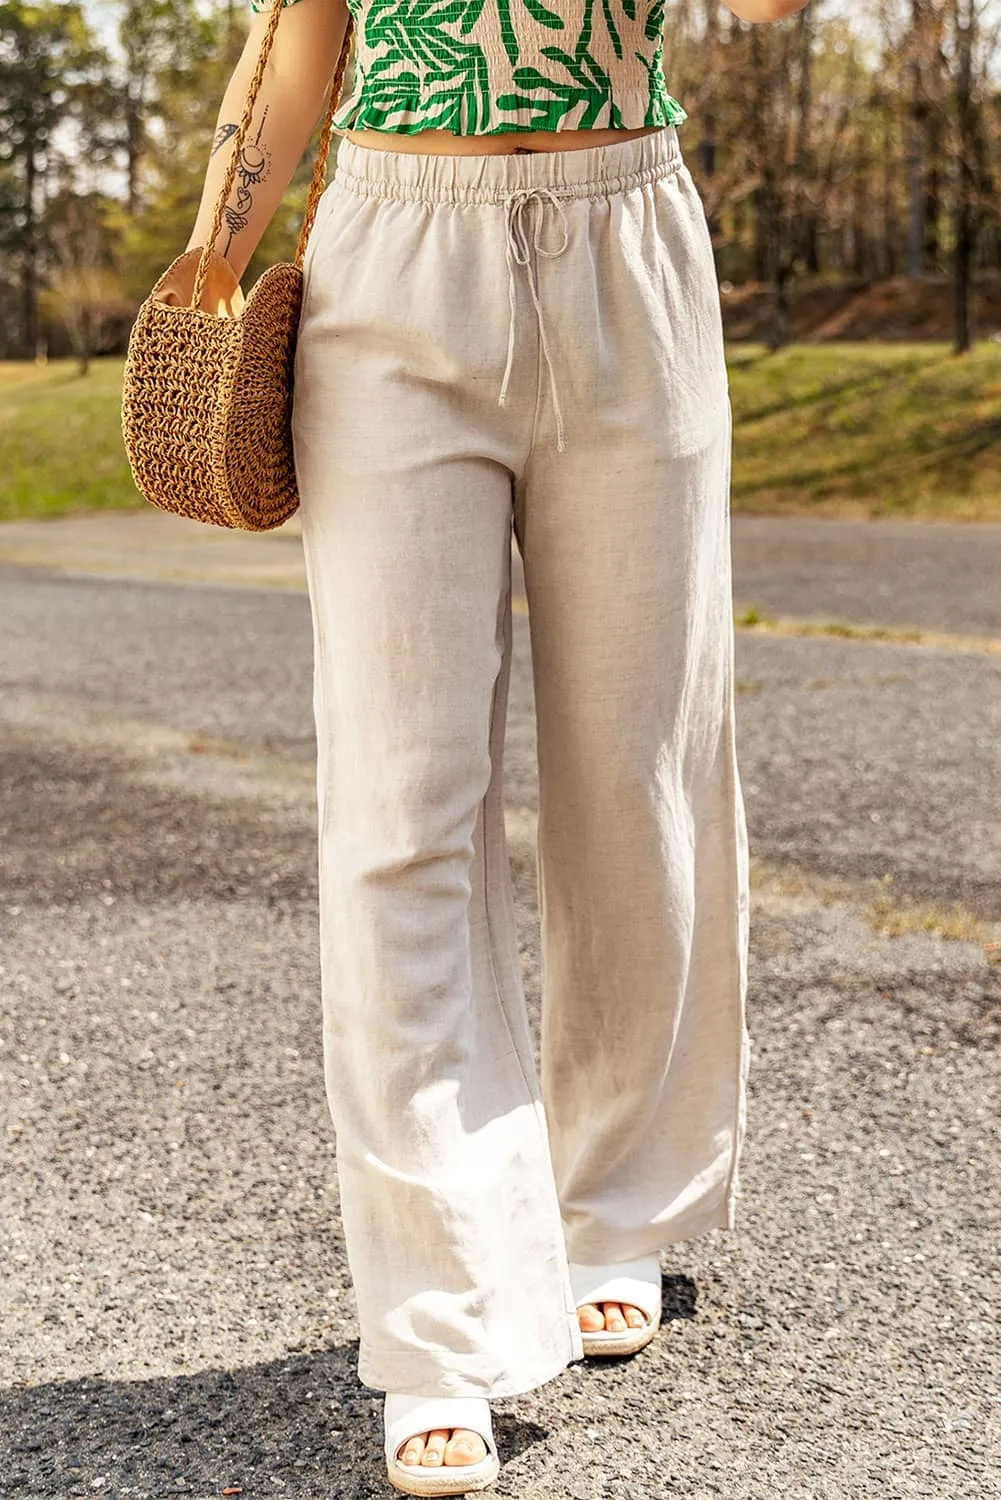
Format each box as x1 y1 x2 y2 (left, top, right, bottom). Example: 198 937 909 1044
211 107 273 258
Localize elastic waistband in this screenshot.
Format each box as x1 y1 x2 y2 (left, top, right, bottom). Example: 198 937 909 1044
332 126 684 206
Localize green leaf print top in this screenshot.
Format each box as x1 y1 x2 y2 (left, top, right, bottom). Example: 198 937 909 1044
248 0 688 136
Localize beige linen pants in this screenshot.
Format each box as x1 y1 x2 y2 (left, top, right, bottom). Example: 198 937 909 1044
291 125 751 1400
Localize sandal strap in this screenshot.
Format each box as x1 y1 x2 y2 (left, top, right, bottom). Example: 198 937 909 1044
384 1394 497 1463
569 1256 662 1323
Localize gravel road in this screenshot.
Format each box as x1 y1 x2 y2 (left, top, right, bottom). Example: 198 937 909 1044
1 541 998 1500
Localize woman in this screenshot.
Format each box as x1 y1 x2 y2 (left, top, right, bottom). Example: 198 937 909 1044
184 0 805 1491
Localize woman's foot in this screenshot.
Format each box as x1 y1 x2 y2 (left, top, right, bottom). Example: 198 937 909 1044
570 1257 663 1358
397 1430 487 1469
385 1394 499 1494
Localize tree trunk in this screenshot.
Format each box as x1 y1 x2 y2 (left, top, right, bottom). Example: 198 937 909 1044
881 92 897 278
906 0 926 279
753 186 769 284
905 107 924 278
953 0 976 353
700 0 719 251
126 95 143 218
792 6 814 277
749 25 786 346
851 135 869 278
22 143 37 360
924 108 942 270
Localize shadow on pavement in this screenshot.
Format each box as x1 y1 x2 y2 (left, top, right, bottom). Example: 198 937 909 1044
0 1343 526 1499
1 1280 698 1500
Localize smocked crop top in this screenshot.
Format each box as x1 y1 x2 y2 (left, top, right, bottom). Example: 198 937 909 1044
249 0 688 137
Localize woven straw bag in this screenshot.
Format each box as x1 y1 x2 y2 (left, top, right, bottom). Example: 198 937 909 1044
120 1 354 532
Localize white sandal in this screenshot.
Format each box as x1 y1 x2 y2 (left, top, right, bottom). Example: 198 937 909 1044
384 1393 500 1496
570 1255 663 1357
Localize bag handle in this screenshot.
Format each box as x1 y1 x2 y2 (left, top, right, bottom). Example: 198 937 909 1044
192 0 355 312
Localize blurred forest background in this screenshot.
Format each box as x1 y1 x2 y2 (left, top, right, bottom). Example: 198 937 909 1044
2 0 1000 525
0 0 999 365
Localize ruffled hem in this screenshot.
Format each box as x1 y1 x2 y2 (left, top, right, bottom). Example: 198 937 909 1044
331 86 688 137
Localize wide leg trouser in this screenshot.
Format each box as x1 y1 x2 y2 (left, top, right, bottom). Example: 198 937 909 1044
290 125 751 1399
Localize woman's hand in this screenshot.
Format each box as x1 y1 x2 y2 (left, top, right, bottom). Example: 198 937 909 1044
154 248 246 317
721 0 810 21
184 0 351 287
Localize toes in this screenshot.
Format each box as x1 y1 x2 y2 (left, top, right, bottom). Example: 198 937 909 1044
444 1429 488 1467
399 1427 489 1470
602 1302 627 1332
578 1302 606 1333
579 1300 651 1333
421 1430 450 1466
399 1434 426 1467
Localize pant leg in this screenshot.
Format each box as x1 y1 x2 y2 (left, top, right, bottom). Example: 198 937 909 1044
514 153 752 1266
291 171 581 1398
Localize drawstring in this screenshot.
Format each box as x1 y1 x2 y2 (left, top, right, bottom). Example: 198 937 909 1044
497 187 571 454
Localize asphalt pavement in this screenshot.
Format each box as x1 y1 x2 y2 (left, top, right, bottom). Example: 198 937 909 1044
2 508 1001 638
0 513 998 1500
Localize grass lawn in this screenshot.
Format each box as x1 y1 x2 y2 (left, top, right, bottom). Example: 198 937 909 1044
0 359 143 522
2 344 1000 523
728 342 1001 521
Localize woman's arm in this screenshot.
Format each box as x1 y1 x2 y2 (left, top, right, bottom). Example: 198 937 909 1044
184 0 351 285
721 0 809 21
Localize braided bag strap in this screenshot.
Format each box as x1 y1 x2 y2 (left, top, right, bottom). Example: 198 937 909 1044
191 0 355 311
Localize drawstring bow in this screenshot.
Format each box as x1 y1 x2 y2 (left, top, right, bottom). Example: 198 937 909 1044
497 186 571 454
